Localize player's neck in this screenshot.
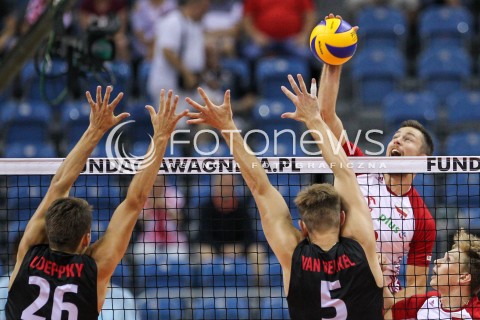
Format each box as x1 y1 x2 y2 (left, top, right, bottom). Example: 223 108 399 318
309 232 339 251
440 292 471 310
384 173 414 195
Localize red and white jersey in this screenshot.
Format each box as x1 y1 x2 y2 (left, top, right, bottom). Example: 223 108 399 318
343 143 436 292
391 291 480 319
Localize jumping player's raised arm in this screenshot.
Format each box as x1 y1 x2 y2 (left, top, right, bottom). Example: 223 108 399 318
86 90 187 310
282 74 383 287
10 86 129 289
185 88 303 291
316 14 358 144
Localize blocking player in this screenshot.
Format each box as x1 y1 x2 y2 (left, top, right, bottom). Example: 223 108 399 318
5 87 187 318
186 87 383 319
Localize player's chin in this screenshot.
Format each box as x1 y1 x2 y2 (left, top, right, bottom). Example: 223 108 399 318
429 276 437 289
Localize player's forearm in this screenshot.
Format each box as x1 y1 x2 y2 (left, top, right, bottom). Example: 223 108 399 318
221 124 270 196
50 125 105 195
305 116 352 179
318 64 341 123
124 135 168 209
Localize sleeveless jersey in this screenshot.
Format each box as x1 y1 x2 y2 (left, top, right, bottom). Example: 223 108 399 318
344 142 436 292
6 244 98 320
287 237 383 320
391 291 480 319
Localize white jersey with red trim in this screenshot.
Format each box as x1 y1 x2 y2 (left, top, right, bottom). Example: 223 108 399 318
357 173 435 292
343 142 436 293
391 292 480 319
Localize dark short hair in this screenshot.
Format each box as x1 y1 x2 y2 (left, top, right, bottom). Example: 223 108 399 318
295 184 341 232
45 197 92 252
399 120 434 156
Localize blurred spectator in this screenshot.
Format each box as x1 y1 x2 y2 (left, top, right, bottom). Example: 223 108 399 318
79 0 130 61
193 174 266 283
147 0 210 127
130 0 177 61
241 0 316 62
0 0 17 57
202 0 243 58
132 175 188 264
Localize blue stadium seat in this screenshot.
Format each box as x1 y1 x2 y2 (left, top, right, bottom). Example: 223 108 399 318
383 91 438 129
136 254 191 288
351 47 406 106
446 173 479 208
445 132 480 207
419 6 473 48
192 296 250 320
252 99 302 141
4 142 56 158
417 47 472 102
458 208 480 231
260 296 290 319
255 57 309 100
192 297 217 320
21 59 68 101
197 255 249 287
356 6 407 48
220 57 251 96
111 262 133 289
124 100 154 144
137 290 184 320
7 187 44 221
137 60 152 100
60 100 92 150
1 100 51 143
413 173 440 208
445 131 480 156
258 255 283 287
84 61 132 98
445 90 480 128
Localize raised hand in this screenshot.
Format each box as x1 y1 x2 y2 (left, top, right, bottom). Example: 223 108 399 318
85 86 130 133
185 87 234 131
281 74 321 124
146 89 188 137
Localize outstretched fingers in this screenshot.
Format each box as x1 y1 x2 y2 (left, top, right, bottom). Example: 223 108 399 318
287 74 302 96
95 86 102 107
185 97 206 113
281 85 297 102
296 74 309 95
108 92 124 111
224 90 231 106
197 87 213 108
281 112 296 119
102 86 112 110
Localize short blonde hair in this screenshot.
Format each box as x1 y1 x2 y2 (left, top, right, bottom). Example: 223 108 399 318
294 183 341 232
453 229 480 296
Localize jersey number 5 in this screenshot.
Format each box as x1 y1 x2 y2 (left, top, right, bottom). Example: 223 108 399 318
321 280 347 319
21 276 79 320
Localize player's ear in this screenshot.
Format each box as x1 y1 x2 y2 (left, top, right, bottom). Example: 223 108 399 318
298 220 309 238
82 232 91 248
339 210 346 226
459 273 471 285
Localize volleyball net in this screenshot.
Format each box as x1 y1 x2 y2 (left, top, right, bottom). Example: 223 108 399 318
0 156 478 319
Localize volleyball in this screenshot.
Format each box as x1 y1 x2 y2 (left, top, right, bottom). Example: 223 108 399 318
309 17 358 65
